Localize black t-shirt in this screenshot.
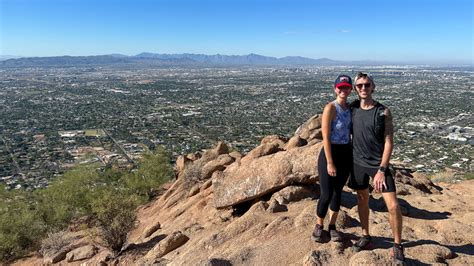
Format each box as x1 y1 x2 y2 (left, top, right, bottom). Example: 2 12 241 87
351 100 386 168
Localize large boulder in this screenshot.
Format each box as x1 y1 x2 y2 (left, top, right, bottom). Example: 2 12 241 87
302 250 331 266
240 142 282 164
229 151 242 161
270 185 317 204
175 155 191 176
260 135 288 148
394 169 440 194
405 244 454 263
349 250 392 265
285 135 308 150
43 249 68 264
294 114 323 143
201 154 235 179
143 231 189 262
213 143 322 208
200 142 229 164
66 245 97 262
142 221 161 239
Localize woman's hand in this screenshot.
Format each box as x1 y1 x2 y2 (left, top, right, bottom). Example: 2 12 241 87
327 162 337 177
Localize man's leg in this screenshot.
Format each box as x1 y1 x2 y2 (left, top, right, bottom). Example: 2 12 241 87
381 192 402 244
356 188 370 236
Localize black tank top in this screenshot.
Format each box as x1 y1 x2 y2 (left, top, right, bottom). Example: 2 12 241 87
351 100 386 168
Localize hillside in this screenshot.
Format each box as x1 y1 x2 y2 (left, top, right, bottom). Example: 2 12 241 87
14 115 474 265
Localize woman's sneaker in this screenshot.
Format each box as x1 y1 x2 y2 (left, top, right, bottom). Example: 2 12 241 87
352 235 373 252
311 224 324 242
390 244 406 265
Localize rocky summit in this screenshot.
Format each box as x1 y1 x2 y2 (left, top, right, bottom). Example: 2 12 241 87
14 115 474 265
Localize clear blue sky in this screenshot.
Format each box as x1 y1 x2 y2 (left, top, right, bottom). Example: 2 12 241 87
1 0 472 64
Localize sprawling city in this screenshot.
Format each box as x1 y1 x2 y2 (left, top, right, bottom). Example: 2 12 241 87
0 64 472 190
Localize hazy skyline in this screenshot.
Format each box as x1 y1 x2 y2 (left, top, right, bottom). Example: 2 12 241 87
1 0 472 64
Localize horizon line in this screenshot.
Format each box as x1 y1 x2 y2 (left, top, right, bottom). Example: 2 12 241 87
1 52 472 66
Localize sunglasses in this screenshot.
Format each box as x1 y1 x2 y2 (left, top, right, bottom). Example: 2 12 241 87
336 86 352 91
355 83 371 89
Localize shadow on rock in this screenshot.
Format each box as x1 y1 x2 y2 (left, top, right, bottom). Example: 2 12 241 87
119 234 168 256
340 191 358 209
404 239 474 257
370 197 451 220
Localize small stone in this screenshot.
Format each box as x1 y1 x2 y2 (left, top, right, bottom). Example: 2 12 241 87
267 199 288 213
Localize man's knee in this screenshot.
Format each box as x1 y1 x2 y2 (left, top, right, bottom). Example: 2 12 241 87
387 200 400 214
356 190 369 205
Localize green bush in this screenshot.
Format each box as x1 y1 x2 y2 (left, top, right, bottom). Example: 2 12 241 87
0 146 173 262
35 165 102 229
0 190 45 262
124 147 173 200
464 172 474 180
91 188 139 252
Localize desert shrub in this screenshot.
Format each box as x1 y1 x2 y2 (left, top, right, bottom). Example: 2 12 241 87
429 171 452 183
0 147 172 262
464 172 474 180
35 165 103 229
429 169 470 183
39 230 76 256
183 160 204 185
0 191 45 262
91 189 139 252
124 147 173 199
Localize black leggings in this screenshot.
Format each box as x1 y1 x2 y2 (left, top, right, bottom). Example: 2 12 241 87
316 144 352 218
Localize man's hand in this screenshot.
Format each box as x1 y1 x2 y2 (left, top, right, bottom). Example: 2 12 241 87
327 162 337 177
373 171 387 192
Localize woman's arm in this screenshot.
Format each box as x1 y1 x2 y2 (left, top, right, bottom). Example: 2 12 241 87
321 103 336 176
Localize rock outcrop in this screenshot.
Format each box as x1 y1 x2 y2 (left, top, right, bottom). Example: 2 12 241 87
213 142 322 208
13 114 474 266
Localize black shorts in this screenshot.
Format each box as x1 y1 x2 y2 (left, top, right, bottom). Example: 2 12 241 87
348 163 396 192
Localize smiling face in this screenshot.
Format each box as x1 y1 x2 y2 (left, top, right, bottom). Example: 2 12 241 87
334 85 352 99
355 77 374 99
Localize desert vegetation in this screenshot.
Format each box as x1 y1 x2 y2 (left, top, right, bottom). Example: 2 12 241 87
0 148 173 262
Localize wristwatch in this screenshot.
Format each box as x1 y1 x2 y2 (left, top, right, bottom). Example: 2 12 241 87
378 166 387 173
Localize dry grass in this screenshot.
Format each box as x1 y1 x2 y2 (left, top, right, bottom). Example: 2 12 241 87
39 231 76 256
429 169 461 183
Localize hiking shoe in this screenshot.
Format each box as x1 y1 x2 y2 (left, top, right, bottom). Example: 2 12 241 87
329 228 343 242
352 235 373 252
390 244 406 265
311 224 324 242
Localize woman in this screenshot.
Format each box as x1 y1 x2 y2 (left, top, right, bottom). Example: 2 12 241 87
312 74 353 242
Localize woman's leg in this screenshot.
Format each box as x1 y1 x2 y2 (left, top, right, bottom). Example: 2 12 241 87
327 144 351 227
316 149 334 224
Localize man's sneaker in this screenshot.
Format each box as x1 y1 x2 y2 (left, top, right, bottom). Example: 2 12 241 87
352 235 373 252
329 228 342 242
311 224 324 242
390 244 406 265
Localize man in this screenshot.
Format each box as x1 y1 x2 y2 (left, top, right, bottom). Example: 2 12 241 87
349 72 405 264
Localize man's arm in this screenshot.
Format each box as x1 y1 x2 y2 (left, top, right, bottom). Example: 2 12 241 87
373 108 394 192
380 108 394 168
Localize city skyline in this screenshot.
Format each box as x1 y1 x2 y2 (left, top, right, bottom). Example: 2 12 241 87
1 0 473 64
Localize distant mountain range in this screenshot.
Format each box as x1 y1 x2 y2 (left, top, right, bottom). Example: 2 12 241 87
0 52 387 67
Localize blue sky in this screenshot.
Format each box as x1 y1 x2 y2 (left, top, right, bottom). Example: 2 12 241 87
1 0 472 64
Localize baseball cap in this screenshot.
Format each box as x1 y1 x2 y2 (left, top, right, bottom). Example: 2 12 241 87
334 75 352 88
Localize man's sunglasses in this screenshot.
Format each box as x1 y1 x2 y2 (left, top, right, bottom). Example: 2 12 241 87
355 83 371 89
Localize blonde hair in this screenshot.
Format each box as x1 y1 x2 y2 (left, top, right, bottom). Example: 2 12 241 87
354 72 376 89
